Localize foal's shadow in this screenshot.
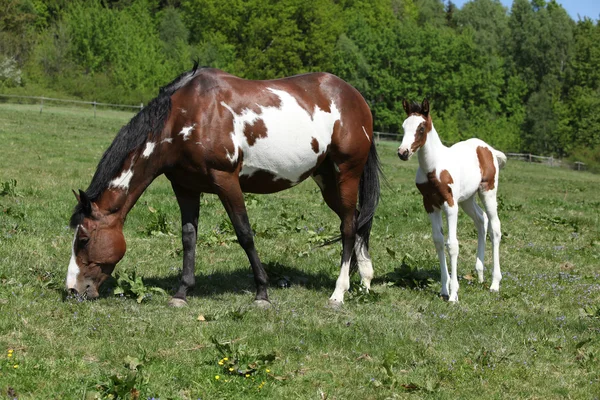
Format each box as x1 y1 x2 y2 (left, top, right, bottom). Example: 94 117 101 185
141 261 337 298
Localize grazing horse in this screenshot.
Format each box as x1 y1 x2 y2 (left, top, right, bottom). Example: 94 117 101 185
397 99 506 302
66 63 381 307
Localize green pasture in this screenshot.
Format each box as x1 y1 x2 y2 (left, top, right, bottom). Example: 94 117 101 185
0 104 599 399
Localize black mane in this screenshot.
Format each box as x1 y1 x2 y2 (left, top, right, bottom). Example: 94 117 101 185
70 62 201 228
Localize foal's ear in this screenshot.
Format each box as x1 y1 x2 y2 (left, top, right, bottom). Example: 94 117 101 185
402 99 411 116
421 98 430 116
78 189 93 216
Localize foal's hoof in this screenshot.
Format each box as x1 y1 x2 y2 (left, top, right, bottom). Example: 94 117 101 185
168 297 188 308
253 299 272 309
327 299 344 309
440 294 450 302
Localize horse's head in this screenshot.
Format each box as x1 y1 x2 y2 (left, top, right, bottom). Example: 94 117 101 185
66 190 126 299
398 98 432 161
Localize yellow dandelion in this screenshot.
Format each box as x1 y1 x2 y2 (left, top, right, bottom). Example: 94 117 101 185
215 375 220 380
223 357 228 361
8 349 13 353
13 365 19 369
229 367 234 372
7 353 12 358
218 361 224 366
266 369 271 373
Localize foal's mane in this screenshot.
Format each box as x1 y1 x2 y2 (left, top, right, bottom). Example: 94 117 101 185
406 101 427 116
70 62 201 228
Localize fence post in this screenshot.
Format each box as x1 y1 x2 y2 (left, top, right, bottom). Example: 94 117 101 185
39 97 43 114
550 156 553 167
140 103 143 110
93 101 96 118
528 154 532 163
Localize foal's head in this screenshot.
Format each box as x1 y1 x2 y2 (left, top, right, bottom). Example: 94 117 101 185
66 191 126 299
398 98 432 161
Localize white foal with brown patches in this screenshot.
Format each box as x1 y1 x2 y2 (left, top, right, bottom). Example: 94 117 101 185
398 99 507 302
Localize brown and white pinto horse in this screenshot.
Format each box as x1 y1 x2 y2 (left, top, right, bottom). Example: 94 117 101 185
67 64 381 307
397 99 506 302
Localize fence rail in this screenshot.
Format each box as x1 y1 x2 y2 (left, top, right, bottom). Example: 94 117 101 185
0 95 588 172
0 93 143 117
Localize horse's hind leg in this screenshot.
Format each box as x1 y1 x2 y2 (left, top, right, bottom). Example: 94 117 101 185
479 189 502 292
460 196 488 283
169 182 200 307
210 171 269 304
312 159 360 305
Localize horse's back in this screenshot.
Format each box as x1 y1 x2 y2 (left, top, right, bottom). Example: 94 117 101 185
170 69 372 193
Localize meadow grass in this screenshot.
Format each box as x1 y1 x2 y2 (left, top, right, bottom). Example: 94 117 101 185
0 104 599 399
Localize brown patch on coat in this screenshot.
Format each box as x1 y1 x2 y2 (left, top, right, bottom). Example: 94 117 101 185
416 169 455 213
311 137 320 153
476 146 496 191
239 170 295 194
243 118 268 146
410 114 433 153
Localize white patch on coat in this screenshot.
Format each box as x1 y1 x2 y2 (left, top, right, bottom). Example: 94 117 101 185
179 125 195 141
362 126 370 142
161 138 173 144
66 227 80 289
221 88 341 183
142 142 155 158
179 108 187 115
109 168 134 190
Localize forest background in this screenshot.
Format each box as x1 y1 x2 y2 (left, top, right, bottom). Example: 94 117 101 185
1 0 599 167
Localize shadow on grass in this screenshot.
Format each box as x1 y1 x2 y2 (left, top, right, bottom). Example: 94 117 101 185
134 261 337 299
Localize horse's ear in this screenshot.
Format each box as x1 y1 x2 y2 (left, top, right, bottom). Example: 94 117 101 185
72 189 80 203
402 99 410 116
422 98 430 116
78 189 92 216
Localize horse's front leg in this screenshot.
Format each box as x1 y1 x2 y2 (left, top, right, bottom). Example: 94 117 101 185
210 170 269 306
443 204 460 302
169 183 200 307
428 210 449 300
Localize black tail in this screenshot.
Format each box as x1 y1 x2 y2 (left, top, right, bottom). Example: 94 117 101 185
355 139 383 248
321 140 383 247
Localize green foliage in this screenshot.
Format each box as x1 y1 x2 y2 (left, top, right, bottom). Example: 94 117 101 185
113 270 167 303
0 179 22 197
143 206 173 237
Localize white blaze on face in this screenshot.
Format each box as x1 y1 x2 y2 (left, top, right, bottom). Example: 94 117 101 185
179 125 195 141
142 142 155 158
109 168 134 190
399 115 425 155
221 88 341 183
66 227 80 289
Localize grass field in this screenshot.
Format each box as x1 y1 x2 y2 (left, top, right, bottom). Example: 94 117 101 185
1 103 599 399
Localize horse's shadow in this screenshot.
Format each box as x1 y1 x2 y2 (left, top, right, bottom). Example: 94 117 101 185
140 261 337 299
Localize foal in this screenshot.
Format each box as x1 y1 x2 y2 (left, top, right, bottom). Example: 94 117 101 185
397 99 506 302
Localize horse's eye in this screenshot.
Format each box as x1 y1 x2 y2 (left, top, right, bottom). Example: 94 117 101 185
419 127 425 133
78 237 89 247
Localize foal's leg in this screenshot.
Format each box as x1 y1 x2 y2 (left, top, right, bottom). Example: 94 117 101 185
443 204 460 302
210 171 269 304
169 183 200 307
429 210 450 299
460 196 488 283
479 189 502 292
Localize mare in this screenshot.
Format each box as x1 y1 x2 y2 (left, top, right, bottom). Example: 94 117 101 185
397 99 506 302
67 63 382 307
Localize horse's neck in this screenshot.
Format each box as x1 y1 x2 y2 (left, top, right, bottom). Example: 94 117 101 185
417 126 447 172
95 153 163 221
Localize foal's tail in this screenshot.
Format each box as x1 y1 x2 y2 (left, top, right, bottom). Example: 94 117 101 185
355 140 384 248
494 149 507 170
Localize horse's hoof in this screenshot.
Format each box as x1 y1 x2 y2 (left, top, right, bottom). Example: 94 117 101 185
327 299 343 309
253 299 272 309
490 288 499 293
440 294 450 301
168 297 188 308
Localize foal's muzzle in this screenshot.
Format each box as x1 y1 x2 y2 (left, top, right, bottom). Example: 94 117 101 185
398 148 411 161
